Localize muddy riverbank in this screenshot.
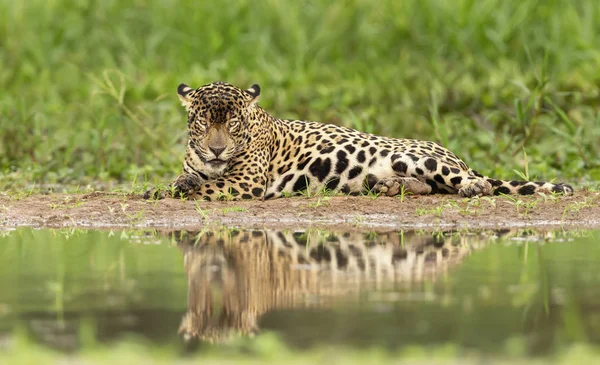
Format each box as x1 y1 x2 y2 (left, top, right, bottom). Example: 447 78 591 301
1 191 599 231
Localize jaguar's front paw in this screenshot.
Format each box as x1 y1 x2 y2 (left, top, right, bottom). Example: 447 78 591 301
143 174 203 200
171 174 204 198
142 186 171 200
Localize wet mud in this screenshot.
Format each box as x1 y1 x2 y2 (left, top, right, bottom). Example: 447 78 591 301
1 190 599 231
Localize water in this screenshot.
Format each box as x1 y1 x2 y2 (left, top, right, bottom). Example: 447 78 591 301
0 227 599 361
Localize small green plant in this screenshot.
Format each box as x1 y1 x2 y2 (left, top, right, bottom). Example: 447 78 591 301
415 205 444 217
361 176 381 200
444 199 473 216
296 180 341 199
397 186 407 203
297 176 315 198
120 203 129 213
512 149 530 181
194 201 210 220
50 196 87 209
216 188 237 201
129 173 152 195
519 200 539 216
219 206 248 215
72 198 86 208
449 196 493 216
537 192 561 203
480 197 496 208
500 194 540 216
307 196 331 208
125 209 146 225
281 191 295 198
9 184 38 201
167 184 179 198
561 197 597 219
364 189 381 200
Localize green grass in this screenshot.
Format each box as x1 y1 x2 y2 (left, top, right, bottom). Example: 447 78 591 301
1 0 600 192
2 334 600 365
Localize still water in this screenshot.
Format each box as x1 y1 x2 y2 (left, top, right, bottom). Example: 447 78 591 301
0 227 599 358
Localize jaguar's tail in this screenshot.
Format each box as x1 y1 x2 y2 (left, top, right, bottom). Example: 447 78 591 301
484 178 574 196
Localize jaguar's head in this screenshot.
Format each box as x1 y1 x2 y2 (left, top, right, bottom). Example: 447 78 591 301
177 81 260 175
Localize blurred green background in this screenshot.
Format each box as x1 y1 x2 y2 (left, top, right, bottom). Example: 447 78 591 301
1 0 599 191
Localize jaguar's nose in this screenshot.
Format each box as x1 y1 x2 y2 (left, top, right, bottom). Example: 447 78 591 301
209 146 226 157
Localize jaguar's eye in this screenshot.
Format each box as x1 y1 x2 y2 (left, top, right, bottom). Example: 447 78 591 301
196 117 208 129
229 119 240 130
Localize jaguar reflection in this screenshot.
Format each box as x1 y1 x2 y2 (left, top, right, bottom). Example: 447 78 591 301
173 229 485 342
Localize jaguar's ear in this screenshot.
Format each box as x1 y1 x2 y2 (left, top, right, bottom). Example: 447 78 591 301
244 84 260 106
177 83 194 109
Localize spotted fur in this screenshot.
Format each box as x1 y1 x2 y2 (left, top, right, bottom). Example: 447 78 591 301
145 81 573 201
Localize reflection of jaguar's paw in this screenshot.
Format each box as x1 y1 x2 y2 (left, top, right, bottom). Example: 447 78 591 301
372 177 432 196
458 180 493 198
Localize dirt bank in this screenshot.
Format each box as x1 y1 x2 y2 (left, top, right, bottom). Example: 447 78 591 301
1 190 599 231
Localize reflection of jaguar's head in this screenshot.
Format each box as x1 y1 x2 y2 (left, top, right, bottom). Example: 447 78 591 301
177 81 260 176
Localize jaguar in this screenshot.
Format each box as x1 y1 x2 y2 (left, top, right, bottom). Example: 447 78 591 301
145 81 573 201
